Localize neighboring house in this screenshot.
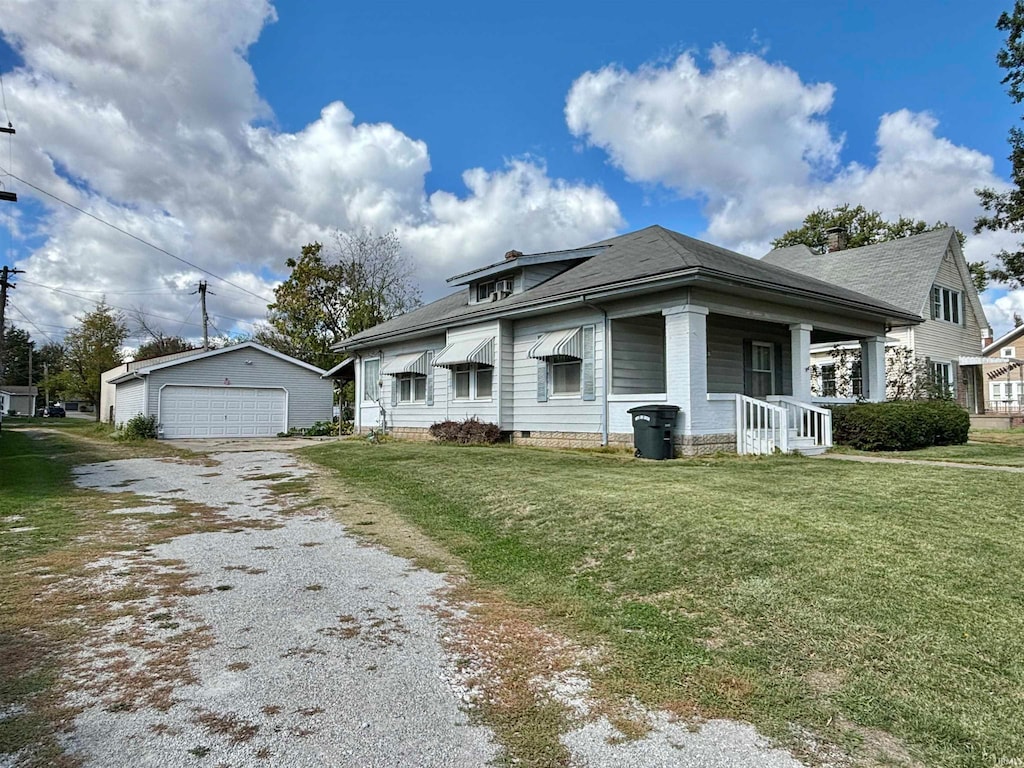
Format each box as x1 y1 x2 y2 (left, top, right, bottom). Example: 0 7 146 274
980 324 1024 413
763 227 990 413
333 225 921 456
101 347 203 423
0 385 38 415
0 390 10 416
108 342 333 438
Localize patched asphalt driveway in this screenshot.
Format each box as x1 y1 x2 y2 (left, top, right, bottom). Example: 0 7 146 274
61 447 808 768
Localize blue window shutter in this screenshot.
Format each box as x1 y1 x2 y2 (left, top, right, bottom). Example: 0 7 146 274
390 375 398 407
537 360 548 402
582 324 596 401
425 352 434 406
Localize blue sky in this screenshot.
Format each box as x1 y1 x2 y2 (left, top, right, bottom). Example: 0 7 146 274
0 0 1021 346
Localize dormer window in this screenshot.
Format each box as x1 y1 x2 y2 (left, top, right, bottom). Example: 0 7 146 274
474 276 515 303
476 281 496 301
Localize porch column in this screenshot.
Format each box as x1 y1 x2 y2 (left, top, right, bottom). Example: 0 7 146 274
789 323 813 401
663 304 709 435
860 336 887 402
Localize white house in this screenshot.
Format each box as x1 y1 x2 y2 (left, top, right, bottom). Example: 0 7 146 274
333 226 922 456
763 227 990 412
108 342 333 438
980 324 1024 413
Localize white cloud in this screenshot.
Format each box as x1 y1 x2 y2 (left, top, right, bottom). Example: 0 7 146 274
567 47 1024 335
0 1 622 347
567 49 1009 252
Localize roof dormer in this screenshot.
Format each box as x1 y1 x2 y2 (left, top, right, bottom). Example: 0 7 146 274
447 245 608 305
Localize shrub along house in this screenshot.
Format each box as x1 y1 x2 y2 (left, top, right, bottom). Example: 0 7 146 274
334 226 921 455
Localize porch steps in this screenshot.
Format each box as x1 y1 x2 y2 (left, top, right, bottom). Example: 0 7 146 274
789 430 828 456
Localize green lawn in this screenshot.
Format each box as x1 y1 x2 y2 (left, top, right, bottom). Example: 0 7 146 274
303 440 1024 768
833 428 1024 466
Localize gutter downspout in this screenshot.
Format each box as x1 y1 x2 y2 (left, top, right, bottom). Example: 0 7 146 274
583 299 610 446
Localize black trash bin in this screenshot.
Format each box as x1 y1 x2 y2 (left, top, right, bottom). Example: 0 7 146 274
627 405 680 460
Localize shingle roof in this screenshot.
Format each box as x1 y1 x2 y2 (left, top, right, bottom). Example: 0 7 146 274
762 227 957 316
339 225 921 350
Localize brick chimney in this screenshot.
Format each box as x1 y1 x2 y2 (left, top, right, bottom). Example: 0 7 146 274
825 226 848 253
504 249 523 261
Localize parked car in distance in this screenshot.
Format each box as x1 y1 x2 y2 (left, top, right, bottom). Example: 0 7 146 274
43 405 66 418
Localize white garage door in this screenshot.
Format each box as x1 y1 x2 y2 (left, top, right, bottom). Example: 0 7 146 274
159 386 286 439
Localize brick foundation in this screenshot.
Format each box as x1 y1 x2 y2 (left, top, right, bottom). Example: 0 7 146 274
357 425 738 456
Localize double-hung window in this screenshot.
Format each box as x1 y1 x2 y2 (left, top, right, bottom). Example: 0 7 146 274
362 358 380 402
932 286 962 325
397 373 427 403
819 363 837 397
750 341 774 398
930 361 954 395
851 360 863 397
452 364 493 400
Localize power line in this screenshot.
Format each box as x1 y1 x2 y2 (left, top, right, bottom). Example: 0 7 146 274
5 171 275 304
6 301 55 344
17 278 209 329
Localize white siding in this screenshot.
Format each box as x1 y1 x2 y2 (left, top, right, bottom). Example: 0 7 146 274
521 262 573 290
442 323 499 424
499 319 515 429
914 248 985 364
143 347 332 431
373 335 446 430
114 378 146 425
510 308 605 433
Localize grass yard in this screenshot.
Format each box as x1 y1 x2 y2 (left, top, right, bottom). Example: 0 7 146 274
303 440 1024 768
834 427 1024 466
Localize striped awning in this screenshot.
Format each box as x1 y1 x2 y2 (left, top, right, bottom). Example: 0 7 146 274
528 327 582 360
433 337 494 368
381 351 430 376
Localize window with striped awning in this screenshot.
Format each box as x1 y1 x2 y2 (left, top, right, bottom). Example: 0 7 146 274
528 327 582 360
432 337 494 368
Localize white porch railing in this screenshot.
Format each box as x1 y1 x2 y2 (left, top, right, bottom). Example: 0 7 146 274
735 395 788 455
768 396 833 451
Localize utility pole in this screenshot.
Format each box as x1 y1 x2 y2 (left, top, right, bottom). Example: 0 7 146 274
43 362 49 409
0 266 25 384
193 280 214 350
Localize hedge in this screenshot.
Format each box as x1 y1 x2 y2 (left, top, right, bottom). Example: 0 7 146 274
830 400 969 451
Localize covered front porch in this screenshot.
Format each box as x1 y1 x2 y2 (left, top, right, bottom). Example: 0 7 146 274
605 304 890 456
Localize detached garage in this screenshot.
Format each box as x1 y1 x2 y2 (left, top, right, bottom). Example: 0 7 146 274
110 342 333 439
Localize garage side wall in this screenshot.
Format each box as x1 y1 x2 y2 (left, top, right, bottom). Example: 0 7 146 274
142 348 332 431
114 379 146 425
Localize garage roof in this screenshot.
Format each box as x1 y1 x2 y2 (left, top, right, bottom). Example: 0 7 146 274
109 342 326 384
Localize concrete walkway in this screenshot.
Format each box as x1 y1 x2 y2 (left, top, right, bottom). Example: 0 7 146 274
815 453 1024 473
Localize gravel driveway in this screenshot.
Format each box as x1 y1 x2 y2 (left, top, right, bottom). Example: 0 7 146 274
64 448 809 768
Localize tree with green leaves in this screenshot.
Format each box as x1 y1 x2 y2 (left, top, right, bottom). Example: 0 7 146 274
134 335 192 361
1 324 34 385
772 204 987 291
976 2 1024 288
264 229 421 370
63 300 128 419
